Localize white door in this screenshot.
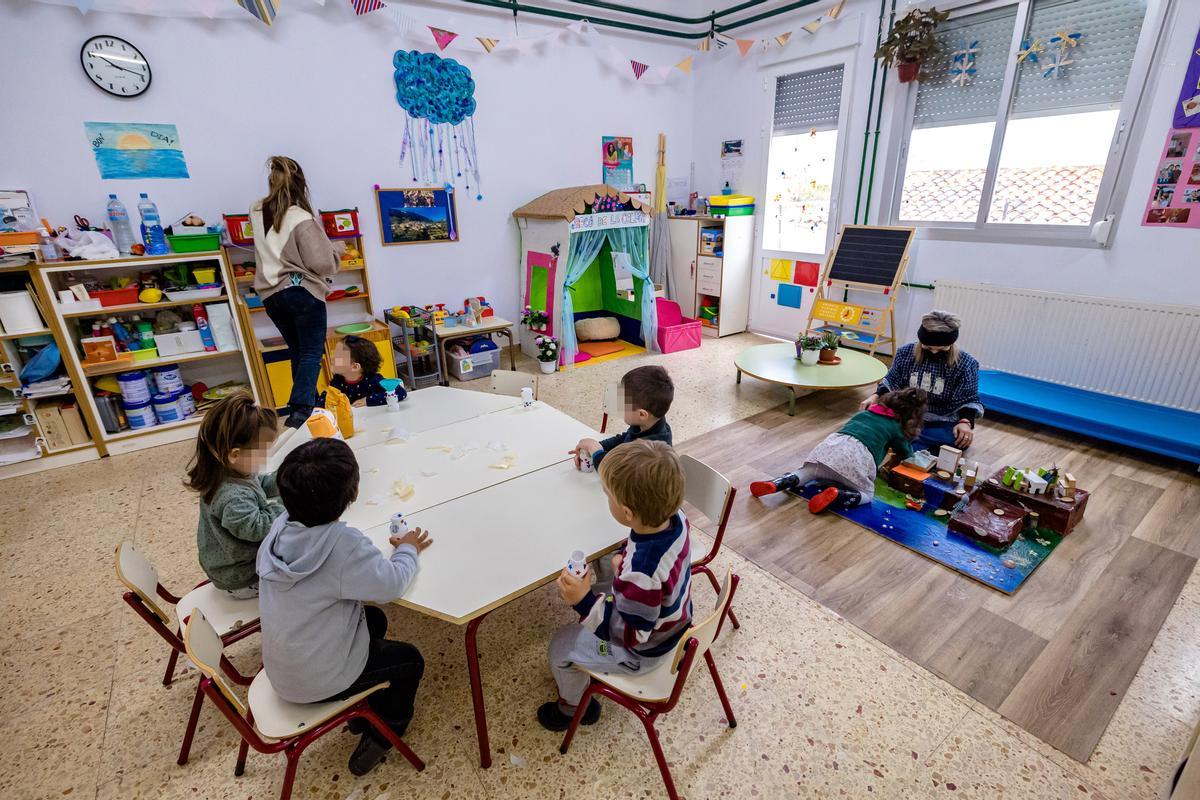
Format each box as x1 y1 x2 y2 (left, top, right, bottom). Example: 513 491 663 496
668 218 698 317
750 59 851 339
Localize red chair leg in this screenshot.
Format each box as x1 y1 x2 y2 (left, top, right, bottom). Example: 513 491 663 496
360 708 425 771
465 613 492 768
163 645 181 686
699 566 741 630
704 651 737 728
558 683 597 755
278 749 301 800
235 737 250 776
177 681 206 766
639 713 680 800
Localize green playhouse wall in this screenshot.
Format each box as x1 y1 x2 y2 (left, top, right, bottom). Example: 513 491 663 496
565 241 643 319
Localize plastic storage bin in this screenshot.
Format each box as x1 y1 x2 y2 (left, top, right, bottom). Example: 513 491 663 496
446 345 498 382
320 208 360 238
655 298 701 354
223 214 254 245
89 286 139 307
166 233 221 253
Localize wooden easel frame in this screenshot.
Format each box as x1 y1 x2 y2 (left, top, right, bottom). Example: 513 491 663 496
804 224 914 357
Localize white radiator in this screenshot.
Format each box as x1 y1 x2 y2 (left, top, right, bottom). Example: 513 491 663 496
933 281 1200 413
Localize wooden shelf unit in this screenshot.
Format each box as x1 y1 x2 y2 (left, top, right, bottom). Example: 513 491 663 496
61 295 228 319
667 215 753 337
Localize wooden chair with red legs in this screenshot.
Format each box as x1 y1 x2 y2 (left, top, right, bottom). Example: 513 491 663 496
558 570 740 800
680 454 741 629
182 609 425 800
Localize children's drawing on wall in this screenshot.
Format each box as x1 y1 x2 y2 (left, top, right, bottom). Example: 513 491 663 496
83 122 189 180
393 50 483 200
1172 26 1200 128
720 139 744 189
374 187 459 245
601 136 634 190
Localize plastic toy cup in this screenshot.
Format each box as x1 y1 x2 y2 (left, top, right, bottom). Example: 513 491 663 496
520 387 534 407
389 512 409 537
385 391 400 413
567 550 589 578
579 451 594 473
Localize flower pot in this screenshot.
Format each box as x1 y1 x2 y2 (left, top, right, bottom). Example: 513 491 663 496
819 346 839 364
538 360 557 374
897 60 921 83
799 348 821 366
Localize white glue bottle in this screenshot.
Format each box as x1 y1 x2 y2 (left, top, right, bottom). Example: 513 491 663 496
566 550 589 578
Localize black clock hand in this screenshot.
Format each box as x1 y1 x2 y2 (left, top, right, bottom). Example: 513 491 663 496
95 54 141 77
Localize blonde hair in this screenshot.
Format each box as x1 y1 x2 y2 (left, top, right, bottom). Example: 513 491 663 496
261 156 313 233
915 309 960 366
598 440 684 527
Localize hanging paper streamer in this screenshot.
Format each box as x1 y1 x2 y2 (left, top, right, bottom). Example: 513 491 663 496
675 56 693 74
429 26 458 51
631 60 649 80
393 50 484 200
349 0 385 14
236 0 278 25
477 37 498 53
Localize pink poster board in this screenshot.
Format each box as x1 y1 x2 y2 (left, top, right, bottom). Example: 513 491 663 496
1141 128 1200 228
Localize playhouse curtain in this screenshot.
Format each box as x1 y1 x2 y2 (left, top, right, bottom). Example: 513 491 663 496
560 230 608 366
605 225 658 355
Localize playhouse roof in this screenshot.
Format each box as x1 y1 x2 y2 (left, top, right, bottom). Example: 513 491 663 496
511 184 653 222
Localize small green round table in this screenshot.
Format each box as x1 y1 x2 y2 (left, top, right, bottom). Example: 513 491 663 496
734 343 888 415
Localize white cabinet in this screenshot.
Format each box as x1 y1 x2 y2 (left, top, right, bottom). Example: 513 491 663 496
667 215 753 337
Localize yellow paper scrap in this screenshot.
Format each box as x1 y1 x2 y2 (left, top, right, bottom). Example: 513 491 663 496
489 454 517 470
426 445 454 453
393 481 415 501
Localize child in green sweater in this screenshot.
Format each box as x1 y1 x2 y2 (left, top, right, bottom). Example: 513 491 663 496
185 391 282 599
751 387 928 513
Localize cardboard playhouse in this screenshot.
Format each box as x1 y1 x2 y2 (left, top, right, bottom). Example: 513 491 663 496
512 185 664 367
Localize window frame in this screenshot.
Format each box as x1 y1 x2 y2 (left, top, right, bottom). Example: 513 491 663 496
883 0 1169 246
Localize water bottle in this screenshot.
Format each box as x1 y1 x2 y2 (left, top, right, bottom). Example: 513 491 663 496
106 194 136 255
137 193 168 255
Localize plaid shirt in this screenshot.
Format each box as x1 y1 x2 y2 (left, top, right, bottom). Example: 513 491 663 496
879 344 984 423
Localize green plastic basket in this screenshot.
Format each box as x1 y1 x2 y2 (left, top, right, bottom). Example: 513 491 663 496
710 205 755 217
166 233 221 253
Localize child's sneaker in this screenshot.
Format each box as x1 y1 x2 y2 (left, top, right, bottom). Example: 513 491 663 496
750 473 801 497
348 731 391 776
537 699 601 732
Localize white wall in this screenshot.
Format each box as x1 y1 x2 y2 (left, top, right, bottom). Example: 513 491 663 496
0 0 696 323
690 0 1200 341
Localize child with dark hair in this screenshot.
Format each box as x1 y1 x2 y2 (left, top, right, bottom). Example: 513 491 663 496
257 438 432 776
751 387 929 513
329 335 404 408
186 391 282 599
571 365 674 470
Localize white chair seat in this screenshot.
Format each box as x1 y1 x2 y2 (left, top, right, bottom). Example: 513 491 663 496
176 583 259 636
247 671 388 740
580 658 679 704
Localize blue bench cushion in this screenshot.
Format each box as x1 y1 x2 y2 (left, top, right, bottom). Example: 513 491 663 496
979 370 1200 466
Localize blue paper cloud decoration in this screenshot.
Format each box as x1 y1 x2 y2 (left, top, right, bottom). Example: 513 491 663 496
393 50 477 125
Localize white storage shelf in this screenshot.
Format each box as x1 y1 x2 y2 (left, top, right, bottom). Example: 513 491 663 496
668 216 754 337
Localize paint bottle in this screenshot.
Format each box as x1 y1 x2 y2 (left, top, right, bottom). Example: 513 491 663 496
566 550 589 579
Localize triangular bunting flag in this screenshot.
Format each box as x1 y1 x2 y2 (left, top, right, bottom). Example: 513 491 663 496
697 37 711 52
714 34 730 49
736 38 755 56
828 0 846 19
350 0 386 14
631 60 649 80
198 0 221 16
775 32 792 47
654 65 674 83
73 0 95 13
566 19 591 34
429 26 458 51
388 6 413 34
477 37 498 53
236 0 278 25
801 18 823 34
675 56 693 74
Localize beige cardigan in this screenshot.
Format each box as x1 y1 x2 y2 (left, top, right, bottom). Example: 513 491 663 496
250 203 340 302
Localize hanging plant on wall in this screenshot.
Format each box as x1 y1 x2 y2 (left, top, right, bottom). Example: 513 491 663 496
393 50 484 200
875 7 950 83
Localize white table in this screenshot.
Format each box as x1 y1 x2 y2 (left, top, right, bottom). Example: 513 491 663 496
273 386 622 768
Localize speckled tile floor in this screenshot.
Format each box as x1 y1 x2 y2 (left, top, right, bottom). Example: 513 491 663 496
0 332 1194 799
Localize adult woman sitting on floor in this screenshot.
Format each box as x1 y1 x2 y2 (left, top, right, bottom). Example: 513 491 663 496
860 310 984 454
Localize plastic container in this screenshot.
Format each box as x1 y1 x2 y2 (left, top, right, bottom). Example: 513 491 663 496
0 290 43 333
223 214 254 245
107 194 136 255
708 194 755 207
389 512 409 536
192 267 217 284
117 370 152 405
446 347 498 382
151 364 184 395
567 550 589 578
166 233 221 254
138 193 169 256
320 208 360 238
124 399 157 429
94 391 126 433
177 388 196 417
152 392 183 423
132 347 158 362
88 286 140 307
710 204 755 217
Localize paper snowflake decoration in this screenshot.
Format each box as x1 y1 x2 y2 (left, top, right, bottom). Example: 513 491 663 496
949 39 980 87
1017 38 1045 64
1041 49 1074 79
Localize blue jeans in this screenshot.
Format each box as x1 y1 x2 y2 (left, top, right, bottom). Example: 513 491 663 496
914 420 964 455
263 286 327 425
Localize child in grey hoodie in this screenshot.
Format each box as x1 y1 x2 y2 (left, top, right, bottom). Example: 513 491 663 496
257 438 433 777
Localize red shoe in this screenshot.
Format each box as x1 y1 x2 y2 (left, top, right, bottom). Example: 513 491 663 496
750 480 779 497
808 486 841 513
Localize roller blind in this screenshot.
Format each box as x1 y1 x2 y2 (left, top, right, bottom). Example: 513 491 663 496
773 64 845 134
912 6 1019 127
1010 0 1148 116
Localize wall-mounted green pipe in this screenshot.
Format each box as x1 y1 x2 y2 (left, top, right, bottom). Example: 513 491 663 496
902 281 935 290
715 0 823 32
854 0 887 224
456 0 708 38
861 0 896 223
561 0 773 26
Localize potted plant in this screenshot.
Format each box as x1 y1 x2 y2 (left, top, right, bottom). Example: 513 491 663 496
875 7 949 83
519 306 550 332
796 334 823 365
535 334 559 373
819 330 841 363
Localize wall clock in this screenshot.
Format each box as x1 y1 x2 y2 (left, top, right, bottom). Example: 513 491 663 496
80 35 151 97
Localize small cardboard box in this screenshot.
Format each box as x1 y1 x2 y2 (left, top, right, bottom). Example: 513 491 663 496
154 330 206 357
59 400 89 445
34 401 71 450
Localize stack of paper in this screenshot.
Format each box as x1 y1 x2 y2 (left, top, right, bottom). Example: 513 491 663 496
22 377 71 398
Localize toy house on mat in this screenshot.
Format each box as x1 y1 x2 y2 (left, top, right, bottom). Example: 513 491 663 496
512 185 661 367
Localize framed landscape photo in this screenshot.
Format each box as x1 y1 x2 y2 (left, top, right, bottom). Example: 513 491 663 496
374 187 459 245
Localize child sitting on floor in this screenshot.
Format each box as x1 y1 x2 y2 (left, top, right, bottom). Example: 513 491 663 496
751 387 928 513
257 438 432 776
329 335 404 408
539 440 692 731
570 365 674 471
186 391 282 599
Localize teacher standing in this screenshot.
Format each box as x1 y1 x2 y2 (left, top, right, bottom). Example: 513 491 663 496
861 310 984 454
252 156 341 428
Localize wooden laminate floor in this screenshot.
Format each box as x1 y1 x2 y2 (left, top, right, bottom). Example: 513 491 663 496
678 386 1200 763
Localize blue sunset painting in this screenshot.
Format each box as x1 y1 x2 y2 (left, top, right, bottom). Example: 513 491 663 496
84 122 190 180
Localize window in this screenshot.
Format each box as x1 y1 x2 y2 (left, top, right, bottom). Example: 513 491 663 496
894 0 1150 231
764 64 844 254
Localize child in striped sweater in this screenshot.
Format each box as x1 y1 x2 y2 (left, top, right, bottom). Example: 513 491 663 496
539 440 693 731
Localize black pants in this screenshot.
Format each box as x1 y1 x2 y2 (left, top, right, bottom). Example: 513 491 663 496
263 285 327 423
323 605 424 737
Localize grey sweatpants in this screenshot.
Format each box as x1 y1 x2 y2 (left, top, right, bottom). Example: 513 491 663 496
548 622 664 709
